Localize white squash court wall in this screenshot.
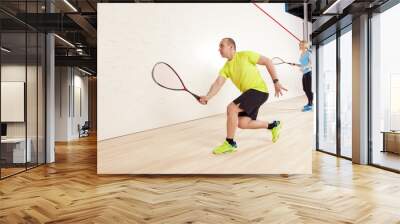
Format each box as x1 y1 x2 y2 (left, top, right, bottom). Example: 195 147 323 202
98 3 308 141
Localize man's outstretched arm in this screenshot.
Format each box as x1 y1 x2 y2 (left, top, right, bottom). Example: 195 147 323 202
257 55 288 97
199 75 226 104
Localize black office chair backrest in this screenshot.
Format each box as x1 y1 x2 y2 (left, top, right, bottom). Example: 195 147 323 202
82 121 90 129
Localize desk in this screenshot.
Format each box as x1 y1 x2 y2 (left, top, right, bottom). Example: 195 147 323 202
1 138 32 163
382 131 400 154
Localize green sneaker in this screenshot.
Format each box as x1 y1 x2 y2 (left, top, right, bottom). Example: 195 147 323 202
212 141 237 155
271 121 281 143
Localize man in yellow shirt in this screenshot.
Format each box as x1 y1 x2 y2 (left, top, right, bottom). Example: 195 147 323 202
199 37 287 154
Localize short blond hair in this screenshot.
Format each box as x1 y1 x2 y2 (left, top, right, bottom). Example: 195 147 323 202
300 40 310 49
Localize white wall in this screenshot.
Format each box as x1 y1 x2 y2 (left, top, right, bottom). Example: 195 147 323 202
55 67 89 141
98 3 309 141
71 73 89 138
55 67 69 141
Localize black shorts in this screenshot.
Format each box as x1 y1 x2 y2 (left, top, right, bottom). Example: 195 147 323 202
233 89 269 120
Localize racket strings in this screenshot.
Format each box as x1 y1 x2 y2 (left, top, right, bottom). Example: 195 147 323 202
272 57 297 66
272 57 285 65
152 62 185 90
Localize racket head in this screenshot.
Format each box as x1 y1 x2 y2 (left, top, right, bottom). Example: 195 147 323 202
152 62 186 91
271 57 285 65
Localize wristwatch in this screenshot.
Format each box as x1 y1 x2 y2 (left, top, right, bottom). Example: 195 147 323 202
273 79 279 84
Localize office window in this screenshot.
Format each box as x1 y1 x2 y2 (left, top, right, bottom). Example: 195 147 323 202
0 32 28 178
339 28 352 158
370 3 400 171
0 1 46 179
317 36 337 154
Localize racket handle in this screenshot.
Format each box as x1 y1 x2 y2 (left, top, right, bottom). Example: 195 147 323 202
193 93 208 105
193 94 206 104
192 93 200 100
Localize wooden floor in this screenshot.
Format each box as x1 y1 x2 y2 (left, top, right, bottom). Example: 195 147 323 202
1 163 44 178
0 167 26 178
1 135 400 223
98 97 313 174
